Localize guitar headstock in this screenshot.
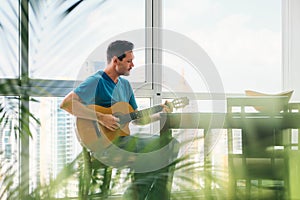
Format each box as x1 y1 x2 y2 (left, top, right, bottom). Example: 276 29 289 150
170 97 189 109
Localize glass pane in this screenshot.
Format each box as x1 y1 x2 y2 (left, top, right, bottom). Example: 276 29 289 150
29 97 82 197
0 1 19 78
163 0 281 93
29 97 151 197
0 96 20 198
162 52 208 93
29 0 146 81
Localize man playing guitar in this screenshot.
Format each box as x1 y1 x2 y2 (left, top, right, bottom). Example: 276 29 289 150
60 40 180 200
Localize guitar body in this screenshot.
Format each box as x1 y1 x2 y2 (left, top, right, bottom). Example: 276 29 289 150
75 97 189 152
76 102 135 151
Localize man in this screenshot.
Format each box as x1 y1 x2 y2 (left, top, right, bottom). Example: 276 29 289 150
60 40 178 199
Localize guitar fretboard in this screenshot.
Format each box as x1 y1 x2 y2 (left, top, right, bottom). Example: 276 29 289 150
117 105 163 124
115 97 189 124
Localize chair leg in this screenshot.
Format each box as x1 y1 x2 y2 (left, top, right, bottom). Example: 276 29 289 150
228 177 236 199
258 179 262 198
246 179 251 199
100 166 112 198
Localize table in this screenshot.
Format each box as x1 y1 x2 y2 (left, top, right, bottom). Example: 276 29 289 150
160 112 300 131
159 112 300 199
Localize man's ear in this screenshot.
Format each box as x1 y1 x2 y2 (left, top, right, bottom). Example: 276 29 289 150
112 56 119 63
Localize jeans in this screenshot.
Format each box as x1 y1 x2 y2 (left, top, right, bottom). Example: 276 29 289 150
118 135 179 200
94 134 179 200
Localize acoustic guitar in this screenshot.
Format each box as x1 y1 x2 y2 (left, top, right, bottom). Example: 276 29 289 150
76 97 189 151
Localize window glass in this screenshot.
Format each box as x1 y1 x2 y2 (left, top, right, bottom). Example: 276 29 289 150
29 0 145 81
29 96 151 196
0 96 20 197
162 52 208 93
163 0 282 93
161 98 227 191
0 1 19 78
29 97 81 195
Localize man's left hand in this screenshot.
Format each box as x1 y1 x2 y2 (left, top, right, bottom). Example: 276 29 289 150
162 100 173 113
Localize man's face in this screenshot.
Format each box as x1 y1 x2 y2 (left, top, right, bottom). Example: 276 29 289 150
116 51 134 76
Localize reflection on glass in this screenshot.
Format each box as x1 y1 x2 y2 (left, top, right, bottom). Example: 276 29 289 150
29 0 145 81
161 98 228 191
0 96 20 198
0 1 19 78
29 97 81 196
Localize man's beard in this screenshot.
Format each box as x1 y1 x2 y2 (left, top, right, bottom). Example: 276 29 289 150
122 69 131 76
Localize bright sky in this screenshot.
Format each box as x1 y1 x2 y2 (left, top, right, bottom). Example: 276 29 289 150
163 0 282 93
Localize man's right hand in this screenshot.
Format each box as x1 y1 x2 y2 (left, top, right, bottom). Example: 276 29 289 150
97 113 120 131
60 91 121 131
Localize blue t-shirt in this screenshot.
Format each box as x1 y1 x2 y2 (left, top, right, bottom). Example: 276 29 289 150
74 71 138 110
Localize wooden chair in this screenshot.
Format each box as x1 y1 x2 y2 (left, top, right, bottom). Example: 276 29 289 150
80 147 113 199
285 103 300 199
226 96 291 199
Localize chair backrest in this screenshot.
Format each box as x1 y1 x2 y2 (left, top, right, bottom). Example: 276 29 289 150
227 96 289 114
226 97 297 199
227 96 290 155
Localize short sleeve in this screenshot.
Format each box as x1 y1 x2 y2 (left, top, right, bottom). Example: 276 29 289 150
74 76 99 105
127 81 138 110
129 90 138 110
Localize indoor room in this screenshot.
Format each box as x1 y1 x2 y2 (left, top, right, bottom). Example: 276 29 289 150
1 0 300 199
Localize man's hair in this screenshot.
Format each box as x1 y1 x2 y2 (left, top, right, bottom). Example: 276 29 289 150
106 40 134 63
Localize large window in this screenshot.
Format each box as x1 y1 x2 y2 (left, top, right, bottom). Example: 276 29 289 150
163 0 282 93
27 0 147 197
1 0 292 198
161 0 282 193
1 0 148 197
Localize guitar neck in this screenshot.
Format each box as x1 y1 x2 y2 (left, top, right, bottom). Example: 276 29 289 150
118 104 163 124
135 105 163 119
116 97 189 124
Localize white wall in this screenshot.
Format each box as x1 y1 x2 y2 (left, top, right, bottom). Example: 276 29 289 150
283 0 300 101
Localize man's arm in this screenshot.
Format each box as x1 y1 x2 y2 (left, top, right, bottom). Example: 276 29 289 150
60 91 120 131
